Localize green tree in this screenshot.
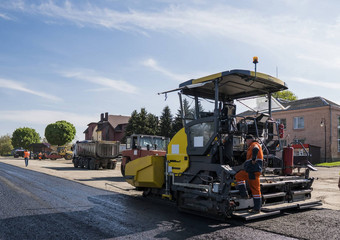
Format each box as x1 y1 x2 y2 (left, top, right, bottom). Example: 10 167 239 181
135 108 148 134
0 134 13 156
170 98 204 138
196 101 204 117
45 120 76 146
183 98 194 119
159 106 173 138
272 90 297 101
125 110 138 137
171 109 183 137
146 113 159 135
125 108 159 137
12 127 40 149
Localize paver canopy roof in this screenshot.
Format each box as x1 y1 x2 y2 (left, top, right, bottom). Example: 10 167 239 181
175 69 288 101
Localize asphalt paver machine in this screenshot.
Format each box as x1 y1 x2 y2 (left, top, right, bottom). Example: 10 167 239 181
124 64 322 220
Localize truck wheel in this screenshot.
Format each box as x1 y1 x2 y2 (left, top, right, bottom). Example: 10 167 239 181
49 152 59 160
73 158 79 168
50 153 58 160
111 161 117 170
88 159 95 170
120 164 125 176
143 188 151 197
65 154 72 160
120 157 130 177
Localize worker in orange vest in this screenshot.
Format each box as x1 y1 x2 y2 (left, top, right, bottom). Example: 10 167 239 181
38 152 42 161
24 150 30 167
235 134 263 213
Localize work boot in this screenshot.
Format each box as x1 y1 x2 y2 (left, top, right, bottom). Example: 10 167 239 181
236 184 249 199
248 208 261 214
253 197 262 211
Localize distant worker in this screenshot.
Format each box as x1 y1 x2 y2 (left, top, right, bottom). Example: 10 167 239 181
24 150 30 167
235 134 263 214
38 152 42 161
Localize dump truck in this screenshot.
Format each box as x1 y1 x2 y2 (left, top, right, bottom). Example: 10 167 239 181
13 149 25 158
123 65 322 220
120 134 169 176
73 140 120 170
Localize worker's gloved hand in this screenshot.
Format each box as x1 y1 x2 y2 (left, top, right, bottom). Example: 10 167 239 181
245 159 263 180
248 171 256 180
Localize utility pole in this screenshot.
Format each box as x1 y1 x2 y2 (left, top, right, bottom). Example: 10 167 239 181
320 118 327 162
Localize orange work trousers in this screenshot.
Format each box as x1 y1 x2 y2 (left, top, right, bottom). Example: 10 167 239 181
235 170 261 199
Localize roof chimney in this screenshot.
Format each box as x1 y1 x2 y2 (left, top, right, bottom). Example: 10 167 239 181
105 112 109 121
100 113 104 122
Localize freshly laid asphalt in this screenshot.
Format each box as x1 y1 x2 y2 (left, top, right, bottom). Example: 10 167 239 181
0 157 340 239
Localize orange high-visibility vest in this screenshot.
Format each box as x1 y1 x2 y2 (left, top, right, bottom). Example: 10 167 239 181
24 151 30 158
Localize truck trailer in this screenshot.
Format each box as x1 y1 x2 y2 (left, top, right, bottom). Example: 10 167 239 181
73 140 120 170
123 65 322 220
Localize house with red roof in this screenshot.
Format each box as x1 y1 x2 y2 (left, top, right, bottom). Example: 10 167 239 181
83 112 130 142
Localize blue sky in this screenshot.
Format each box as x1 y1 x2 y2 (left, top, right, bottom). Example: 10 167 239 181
1 0 340 140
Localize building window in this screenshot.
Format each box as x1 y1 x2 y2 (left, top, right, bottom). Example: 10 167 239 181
277 118 287 129
338 117 340 152
293 117 304 129
293 138 305 144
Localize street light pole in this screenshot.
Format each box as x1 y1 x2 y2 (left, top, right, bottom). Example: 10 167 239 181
320 118 327 162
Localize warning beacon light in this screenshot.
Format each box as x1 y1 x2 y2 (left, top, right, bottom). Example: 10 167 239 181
253 56 259 77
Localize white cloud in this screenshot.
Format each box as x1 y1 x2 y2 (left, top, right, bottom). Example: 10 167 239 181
0 78 62 101
0 0 25 11
296 54 340 70
2 1 340 74
291 77 340 90
0 13 12 20
3 1 339 71
142 58 190 82
61 70 137 94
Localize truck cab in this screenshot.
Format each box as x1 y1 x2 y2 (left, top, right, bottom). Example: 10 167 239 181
121 134 169 176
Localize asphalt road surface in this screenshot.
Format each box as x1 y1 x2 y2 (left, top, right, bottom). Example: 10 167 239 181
0 162 339 240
